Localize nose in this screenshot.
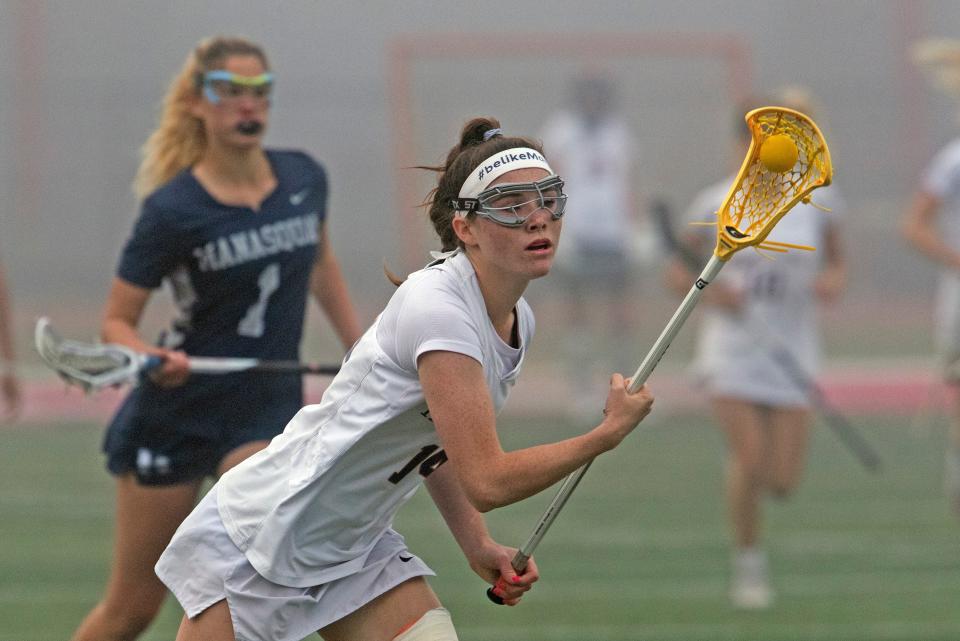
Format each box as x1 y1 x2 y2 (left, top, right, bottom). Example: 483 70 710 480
524 207 551 231
236 92 263 111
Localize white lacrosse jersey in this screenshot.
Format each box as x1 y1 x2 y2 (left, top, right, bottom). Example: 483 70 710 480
215 251 535 588
685 176 844 406
541 111 636 253
921 138 960 355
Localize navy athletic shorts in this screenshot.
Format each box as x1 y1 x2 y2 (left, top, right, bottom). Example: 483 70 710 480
103 371 302 485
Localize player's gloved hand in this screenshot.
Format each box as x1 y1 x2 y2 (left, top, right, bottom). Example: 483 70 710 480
147 349 190 388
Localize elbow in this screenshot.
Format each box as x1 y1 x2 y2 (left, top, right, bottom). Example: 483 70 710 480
464 486 501 513
461 477 510 513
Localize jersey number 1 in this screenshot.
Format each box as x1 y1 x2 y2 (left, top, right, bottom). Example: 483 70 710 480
238 263 280 338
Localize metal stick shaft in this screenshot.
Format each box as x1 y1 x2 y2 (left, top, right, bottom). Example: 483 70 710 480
187 357 340 376
510 255 726 571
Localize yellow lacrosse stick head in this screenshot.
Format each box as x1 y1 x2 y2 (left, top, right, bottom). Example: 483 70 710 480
714 106 833 261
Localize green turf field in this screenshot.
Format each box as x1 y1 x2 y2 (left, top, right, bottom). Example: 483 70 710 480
1 412 957 641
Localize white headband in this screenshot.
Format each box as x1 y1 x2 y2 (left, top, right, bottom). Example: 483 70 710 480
457 147 554 202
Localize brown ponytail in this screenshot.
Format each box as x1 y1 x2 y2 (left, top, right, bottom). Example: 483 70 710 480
384 117 544 285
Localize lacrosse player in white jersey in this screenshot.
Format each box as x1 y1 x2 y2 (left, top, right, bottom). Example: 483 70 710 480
157 117 654 641
541 73 642 414
666 92 846 609
903 38 960 519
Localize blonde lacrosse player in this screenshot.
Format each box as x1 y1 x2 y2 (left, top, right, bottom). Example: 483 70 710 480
903 37 960 519
71 36 362 641
156 117 654 641
665 92 846 609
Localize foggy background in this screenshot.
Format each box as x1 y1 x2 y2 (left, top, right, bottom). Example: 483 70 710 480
2 0 960 374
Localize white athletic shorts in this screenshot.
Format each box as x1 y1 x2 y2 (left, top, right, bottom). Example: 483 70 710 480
155 485 434 641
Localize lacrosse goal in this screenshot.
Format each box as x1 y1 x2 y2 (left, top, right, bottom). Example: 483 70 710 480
387 31 753 271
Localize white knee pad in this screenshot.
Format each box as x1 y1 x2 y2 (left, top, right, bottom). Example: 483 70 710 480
392 608 459 641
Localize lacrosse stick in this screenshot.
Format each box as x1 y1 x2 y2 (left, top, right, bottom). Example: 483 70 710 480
488 106 833 604
651 198 881 473
34 317 339 393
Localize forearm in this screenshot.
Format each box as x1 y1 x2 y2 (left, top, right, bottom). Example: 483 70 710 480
100 317 155 353
454 428 611 513
425 465 495 554
906 226 960 269
100 278 159 354
310 255 362 349
902 193 960 269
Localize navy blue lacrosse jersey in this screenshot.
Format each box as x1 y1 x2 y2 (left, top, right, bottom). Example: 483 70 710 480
103 150 328 484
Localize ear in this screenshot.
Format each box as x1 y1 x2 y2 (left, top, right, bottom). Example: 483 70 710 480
451 214 479 248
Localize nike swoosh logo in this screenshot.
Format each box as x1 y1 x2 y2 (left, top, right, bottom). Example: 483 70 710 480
290 188 310 205
399 554 414 562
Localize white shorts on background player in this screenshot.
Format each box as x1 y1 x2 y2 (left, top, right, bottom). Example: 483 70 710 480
156 250 534 636
921 138 960 368
684 177 844 407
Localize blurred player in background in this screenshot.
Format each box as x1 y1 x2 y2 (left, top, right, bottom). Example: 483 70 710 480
71 36 362 641
0 258 21 422
903 37 960 519
541 72 642 415
665 89 846 608
156 117 654 641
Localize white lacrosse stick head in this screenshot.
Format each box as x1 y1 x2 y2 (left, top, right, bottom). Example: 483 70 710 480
34 317 147 392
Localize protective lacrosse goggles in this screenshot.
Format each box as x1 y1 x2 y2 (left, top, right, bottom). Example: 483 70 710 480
451 175 567 227
200 70 274 105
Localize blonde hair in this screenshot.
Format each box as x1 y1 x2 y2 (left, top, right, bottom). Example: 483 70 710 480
133 36 269 199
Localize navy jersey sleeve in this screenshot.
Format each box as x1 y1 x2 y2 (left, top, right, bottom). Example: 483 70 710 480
116 199 185 289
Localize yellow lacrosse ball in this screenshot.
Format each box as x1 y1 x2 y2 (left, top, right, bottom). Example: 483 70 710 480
758 134 799 173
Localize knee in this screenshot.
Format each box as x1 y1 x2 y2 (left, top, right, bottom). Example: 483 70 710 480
392 608 458 641
729 457 765 489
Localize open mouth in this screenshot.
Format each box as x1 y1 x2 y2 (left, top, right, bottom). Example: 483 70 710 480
525 239 552 251
236 121 264 135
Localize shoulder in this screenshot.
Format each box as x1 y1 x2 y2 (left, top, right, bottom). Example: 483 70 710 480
267 149 327 186
142 169 198 213
389 256 485 334
400 257 473 310
137 170 202 227
926 139 960 170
